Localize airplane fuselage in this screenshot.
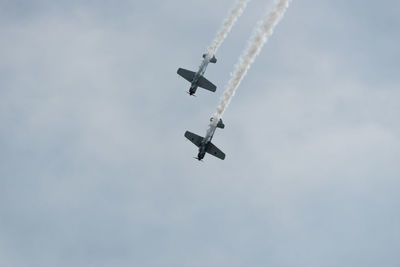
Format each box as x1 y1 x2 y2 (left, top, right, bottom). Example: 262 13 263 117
185 118 225 161
178 54 217 96
189 59 210 95
196 124 217 160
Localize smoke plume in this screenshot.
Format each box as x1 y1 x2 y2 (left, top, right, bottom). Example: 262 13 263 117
205 0 250 60
209 0 291 131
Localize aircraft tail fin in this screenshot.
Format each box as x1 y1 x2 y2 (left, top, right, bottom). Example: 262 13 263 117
206 142 225 160
184 131 204 148
177 68 196 83
197 76 217 92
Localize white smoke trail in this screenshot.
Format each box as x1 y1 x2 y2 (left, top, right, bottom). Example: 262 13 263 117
206 0 250 60
209 0 290 131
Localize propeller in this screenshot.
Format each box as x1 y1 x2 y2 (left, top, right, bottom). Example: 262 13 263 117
193 157 203 162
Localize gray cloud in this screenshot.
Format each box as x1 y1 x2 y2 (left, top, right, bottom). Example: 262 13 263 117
1 0 399 266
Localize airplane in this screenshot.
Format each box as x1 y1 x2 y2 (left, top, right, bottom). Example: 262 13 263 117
184 118 225 161
177 53 217 96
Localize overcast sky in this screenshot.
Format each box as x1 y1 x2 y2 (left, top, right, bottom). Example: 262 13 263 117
1 0 400 266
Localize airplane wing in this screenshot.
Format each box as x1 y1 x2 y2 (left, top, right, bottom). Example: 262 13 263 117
197 76 217 92
177 68 196 83
184 131 204 148
206 142 225 160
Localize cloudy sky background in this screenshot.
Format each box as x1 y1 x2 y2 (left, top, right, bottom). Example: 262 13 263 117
1 0 400 266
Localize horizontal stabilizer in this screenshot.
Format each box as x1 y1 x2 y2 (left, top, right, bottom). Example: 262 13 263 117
206 142 225 160
209 56 217 63
177 68 196 83
197 76 217 92
202 54 217 63
184 131 203 148
210 118 225 129
217 120 225 129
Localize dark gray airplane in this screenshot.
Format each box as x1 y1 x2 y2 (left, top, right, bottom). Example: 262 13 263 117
184 118 225 161
177 53 217 96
